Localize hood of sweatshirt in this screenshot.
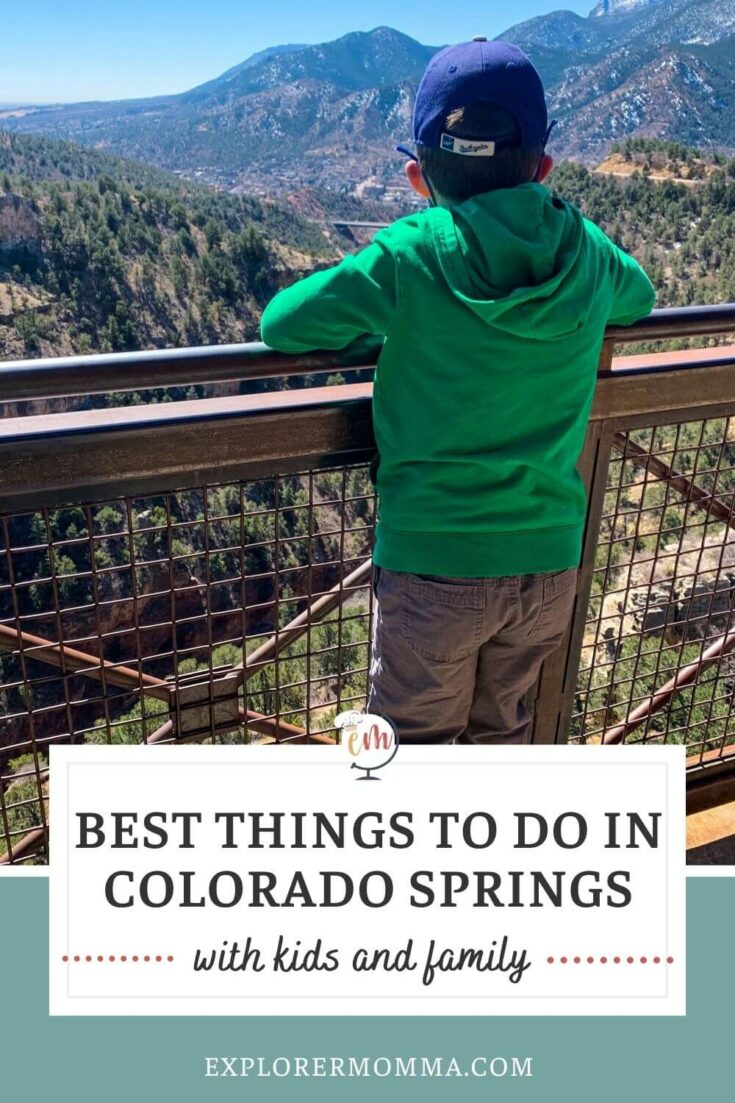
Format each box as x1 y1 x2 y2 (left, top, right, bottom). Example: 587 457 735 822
430 182 591 340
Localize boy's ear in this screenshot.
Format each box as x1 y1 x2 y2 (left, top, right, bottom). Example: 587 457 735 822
405 159 431 199
536 153 554 183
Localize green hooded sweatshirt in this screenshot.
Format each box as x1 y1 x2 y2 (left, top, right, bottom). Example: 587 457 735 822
261 183 655 577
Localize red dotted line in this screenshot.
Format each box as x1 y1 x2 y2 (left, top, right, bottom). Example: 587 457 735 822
62 955 174 963
546 956 674 965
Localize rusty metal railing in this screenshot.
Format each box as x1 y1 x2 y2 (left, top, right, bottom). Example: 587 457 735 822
0 463 377 864
3 302 735 864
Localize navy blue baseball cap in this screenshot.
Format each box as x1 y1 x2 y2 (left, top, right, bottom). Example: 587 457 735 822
404 38 554 158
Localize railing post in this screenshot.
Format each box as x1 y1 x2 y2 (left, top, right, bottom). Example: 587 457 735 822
531 418 615 744
597 336 615 374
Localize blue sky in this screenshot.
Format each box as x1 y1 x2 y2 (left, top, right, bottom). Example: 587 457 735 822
2 0 592 104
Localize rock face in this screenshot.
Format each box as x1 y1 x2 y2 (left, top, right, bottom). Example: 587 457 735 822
598 574 735 657
0 192 42 269
0 193 40 247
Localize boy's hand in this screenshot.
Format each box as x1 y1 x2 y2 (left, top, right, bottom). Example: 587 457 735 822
340 333 385 366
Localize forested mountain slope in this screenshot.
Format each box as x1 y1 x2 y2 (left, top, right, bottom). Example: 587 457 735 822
0 132 335 362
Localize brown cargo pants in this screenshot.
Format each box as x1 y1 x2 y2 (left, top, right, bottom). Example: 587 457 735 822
366 565 578 744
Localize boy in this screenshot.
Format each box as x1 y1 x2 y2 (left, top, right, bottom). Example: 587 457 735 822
260 39 655 744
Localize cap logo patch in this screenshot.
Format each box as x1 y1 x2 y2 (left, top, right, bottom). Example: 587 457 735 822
440 133 496 157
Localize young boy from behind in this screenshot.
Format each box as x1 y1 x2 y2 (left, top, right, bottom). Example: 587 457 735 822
261 39 655 744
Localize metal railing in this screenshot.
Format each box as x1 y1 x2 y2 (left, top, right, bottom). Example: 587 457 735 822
2 302 735 864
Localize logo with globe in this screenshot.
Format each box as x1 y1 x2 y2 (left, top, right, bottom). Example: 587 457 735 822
334 710 399 780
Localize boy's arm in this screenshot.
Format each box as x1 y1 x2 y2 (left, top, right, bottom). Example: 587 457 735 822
607 242 656 326
260 230 399 353
586 220 656 326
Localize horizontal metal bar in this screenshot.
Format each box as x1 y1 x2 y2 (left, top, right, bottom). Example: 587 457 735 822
611 344 735 372
144 712 336 746
5 359 735 515
0 825 47 866
606 303 735 343
0 339 382 403
0 624 171 700
686 758 735 815
0 384 375 512
2 304 734 403
591 355 735 421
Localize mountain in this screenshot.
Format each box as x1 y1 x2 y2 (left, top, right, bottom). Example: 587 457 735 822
551 35 735 155
187 42 312 100
220 44 310 76
500 9 612 51
0 131 335 369
183 26 436 101
590 0 660 16
501 0 735 156
2 12 735 183
588 0 735 42
594 0 735 46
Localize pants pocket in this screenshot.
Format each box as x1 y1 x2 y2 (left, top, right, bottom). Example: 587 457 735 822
527 567 577 643
400 573 484 662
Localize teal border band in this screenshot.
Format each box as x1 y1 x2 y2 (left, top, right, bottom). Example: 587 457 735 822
0 877 732 1102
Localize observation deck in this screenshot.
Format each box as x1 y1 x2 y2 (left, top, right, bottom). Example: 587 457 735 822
2 303 735 864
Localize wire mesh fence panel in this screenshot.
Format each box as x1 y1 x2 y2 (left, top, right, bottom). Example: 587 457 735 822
570 414 735 764
7 379 735 864
0 463 376 864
